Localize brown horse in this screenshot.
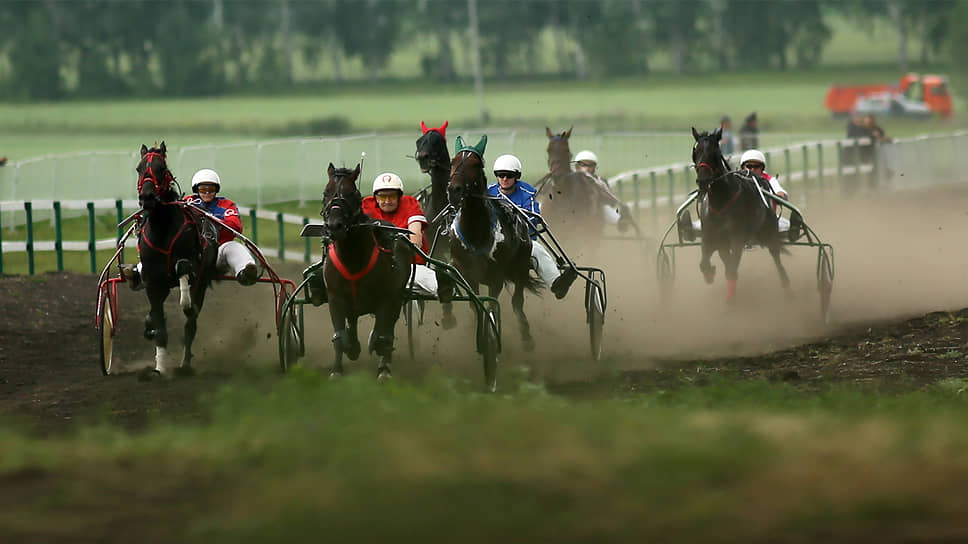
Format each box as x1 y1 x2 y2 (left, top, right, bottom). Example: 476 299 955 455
135 142 218 378
440 135 541 351
692 127 789 303
536 127 606 237
321 163 412 380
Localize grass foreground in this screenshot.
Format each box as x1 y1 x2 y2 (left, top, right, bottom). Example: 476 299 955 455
3 370 968 542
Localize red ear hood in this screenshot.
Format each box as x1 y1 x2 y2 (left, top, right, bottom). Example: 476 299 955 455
420 120 448 139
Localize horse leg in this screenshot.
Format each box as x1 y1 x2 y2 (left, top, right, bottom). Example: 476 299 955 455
769 242 791 290
141 285 171 380
699 239 717 284
722 238 745 304
505 283 535 352
370 303 400 382
178 280 208 376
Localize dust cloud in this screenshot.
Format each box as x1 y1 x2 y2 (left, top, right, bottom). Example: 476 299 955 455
113 182 968 383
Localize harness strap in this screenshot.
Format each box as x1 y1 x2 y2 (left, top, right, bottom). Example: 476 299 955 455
140 203 212 280
327 232 385 314
453 207 498 256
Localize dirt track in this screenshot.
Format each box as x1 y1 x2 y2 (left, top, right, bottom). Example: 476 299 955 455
2 182 968 433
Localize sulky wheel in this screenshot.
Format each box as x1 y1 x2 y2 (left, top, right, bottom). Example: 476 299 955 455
586 282 605 361
656 247 674 296
403 298 418 361
818 247 834 324
98 285 117 375
278 294 305 372
480 309 500 393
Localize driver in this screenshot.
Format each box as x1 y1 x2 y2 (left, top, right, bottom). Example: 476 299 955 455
680 149 801 241
573 149 635 233
486 154 577 299
121 168 261 288
362 172 437 295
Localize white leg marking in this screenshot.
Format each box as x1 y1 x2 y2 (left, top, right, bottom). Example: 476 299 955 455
178 276 191 310
155 347 170 375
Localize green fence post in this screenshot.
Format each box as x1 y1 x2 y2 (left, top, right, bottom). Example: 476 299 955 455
649 171 658 233
250 209 258 245
801 145 809 185
683 165 691 195
277 212 285 261
115 199 124 242
836 141 843 190
54 201 63 272
784 149 791 180
0 206 4 276
817 143 824 194
632 173 640 215
615 179 624 202
87 202 96 274
303 217 310 263
25 201 34 275
667 168 676 211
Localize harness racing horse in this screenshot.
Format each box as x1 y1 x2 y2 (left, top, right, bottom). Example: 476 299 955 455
414 120 451 253
536 127 605 236
135 142 218 378
321 163 412 380
440 135 541 351
692 127 789 303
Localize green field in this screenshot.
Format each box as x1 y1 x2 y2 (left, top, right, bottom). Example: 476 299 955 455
3 373 968 542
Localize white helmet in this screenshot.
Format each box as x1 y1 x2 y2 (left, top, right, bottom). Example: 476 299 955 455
739 149 766 169
492 154 522 175
574 150 598 165
191 168 221 191
372 172 404 194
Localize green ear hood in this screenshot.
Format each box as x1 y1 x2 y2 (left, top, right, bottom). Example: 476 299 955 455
454 134 487 157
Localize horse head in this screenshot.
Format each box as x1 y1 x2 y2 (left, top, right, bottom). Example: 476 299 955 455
416 120 449 173
545 126 573 177
692 127 729 193
448 135 488 206
137 142 176 209
322 162 364 241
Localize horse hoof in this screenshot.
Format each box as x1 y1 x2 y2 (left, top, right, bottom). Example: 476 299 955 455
329 371 343 381
377 370 392 382
174 365 195 378
703 272 715 284
138 367 164 382
441 314 457 330
346 345 362 361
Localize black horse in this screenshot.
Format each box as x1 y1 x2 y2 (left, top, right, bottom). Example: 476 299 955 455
535 127 605 236
135 142 218 378
321 163 412 380
414 120 451 253
691 127 789 303
440 135 541 351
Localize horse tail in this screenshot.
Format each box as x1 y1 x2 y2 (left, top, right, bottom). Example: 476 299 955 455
522 273 543 295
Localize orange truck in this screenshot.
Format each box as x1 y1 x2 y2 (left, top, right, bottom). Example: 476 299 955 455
824 73 953 118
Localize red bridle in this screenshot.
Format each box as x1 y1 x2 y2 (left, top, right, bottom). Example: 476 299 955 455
137 152 175 195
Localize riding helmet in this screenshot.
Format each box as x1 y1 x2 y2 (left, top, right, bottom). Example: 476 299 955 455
191 168 222 192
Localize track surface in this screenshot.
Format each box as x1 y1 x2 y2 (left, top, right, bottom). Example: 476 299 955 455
3 183 968 433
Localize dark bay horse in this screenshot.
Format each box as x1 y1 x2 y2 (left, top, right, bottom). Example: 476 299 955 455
536 127 605 235
441 135 541 351
322 163 412 380
414 120 450 252
135 142 218 378
692 127 789 303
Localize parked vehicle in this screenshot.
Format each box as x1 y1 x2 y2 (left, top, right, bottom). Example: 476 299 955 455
824 73 952 118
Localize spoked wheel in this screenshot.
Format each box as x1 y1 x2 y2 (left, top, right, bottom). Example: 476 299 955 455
656 247 674 298
403 299 418 361
479 309 500 392
97 284 117 375
278 293 305 372
586 282 605 361
818 246 834 324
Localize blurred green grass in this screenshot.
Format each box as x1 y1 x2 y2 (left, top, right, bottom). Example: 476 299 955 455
2 373 968 542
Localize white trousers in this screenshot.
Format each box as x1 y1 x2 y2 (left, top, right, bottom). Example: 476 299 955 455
217 240 259 276
409 263 438 295
531 242 560 286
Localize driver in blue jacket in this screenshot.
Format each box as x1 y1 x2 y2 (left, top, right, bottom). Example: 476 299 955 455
486 154 577 299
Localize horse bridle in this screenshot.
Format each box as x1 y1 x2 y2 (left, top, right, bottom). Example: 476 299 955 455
322 173 364 225
448 150 489 204
137 151 175 195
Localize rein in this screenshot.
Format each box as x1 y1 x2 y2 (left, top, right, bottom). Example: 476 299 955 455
139 202 210 279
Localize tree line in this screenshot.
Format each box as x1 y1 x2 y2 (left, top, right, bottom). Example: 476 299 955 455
0 0 962 100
